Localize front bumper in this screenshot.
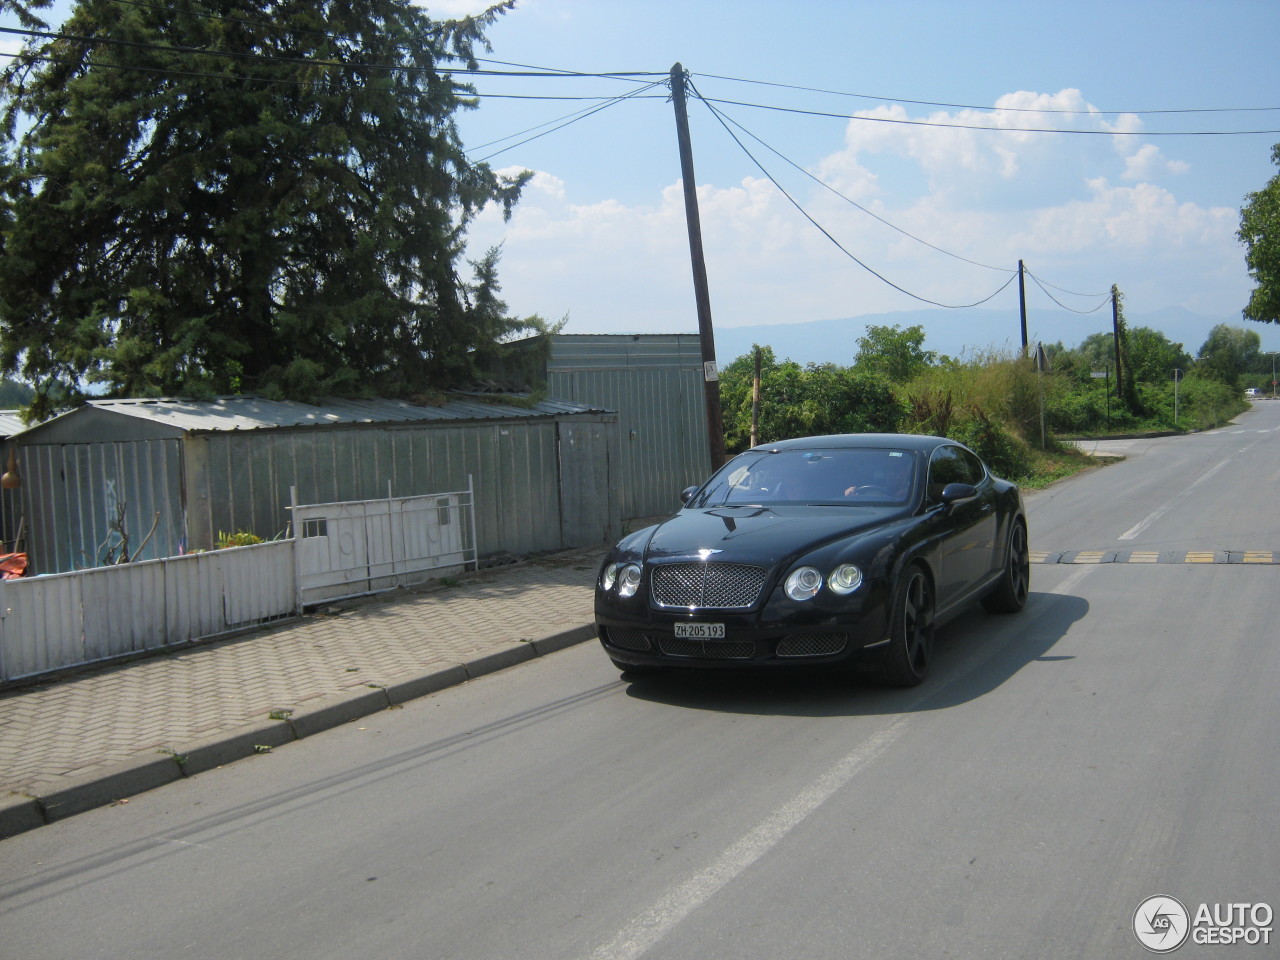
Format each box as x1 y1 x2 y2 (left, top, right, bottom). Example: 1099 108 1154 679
595 600 892 671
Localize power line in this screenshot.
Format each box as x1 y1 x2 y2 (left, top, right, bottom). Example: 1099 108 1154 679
1024 269 1110 300
1023 270 1112 314
0 24 662 80
692 72 1280 117
103 0 667 85
4 23 1275 136
707 102 1014 273
695 94 1280 137
470 80 668 163
691 81 1019 310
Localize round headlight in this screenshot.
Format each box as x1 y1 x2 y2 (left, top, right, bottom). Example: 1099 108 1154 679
601 563 619 592
827 563 864 595
617 563 642 598
785 566 823 601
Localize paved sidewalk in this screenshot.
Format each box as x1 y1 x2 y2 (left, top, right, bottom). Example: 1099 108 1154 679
0 547 603 840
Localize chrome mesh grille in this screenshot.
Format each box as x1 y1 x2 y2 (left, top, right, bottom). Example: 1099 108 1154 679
650 562 767 610
603 627 652 652
776 634 848 658
658 637 755 659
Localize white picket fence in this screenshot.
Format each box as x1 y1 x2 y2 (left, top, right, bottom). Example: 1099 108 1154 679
0 485 478 685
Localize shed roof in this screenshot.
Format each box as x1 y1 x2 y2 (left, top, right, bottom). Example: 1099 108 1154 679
0 410 27 439
21 393 610 439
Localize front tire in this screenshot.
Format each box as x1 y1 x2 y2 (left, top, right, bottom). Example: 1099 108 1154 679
982 519 1030 614
873 564 935 687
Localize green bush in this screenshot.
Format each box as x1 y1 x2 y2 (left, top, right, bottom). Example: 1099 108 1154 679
216 530 266 549
946 411 1034 481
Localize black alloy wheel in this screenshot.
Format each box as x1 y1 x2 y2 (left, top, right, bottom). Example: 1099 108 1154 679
982 520 1030 614
874 564 935 687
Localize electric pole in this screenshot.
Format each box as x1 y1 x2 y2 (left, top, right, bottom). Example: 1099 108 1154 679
1111 285 1124 405
1018 260 1028 352
669 63 726 469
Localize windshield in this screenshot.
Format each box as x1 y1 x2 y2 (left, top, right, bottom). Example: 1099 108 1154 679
689 448 919 507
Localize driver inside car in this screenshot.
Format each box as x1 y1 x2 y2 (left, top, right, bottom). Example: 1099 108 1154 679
844 454 912 500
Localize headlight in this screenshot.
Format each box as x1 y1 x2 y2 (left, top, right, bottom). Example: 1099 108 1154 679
601 563 619 592
827 563 863 595
784 566 823 601
617 563 642 598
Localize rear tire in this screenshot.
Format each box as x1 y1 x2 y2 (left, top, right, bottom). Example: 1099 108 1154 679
873 564 935 687
982 519 1030 614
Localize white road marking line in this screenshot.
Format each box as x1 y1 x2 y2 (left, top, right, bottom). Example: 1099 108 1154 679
1118 459 1230 541
581 718 909 960
581 566 1095 960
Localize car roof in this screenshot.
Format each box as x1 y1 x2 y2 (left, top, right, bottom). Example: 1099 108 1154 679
748 433 953 454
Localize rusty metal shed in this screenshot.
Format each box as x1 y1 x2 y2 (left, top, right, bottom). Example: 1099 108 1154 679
12 395 619 575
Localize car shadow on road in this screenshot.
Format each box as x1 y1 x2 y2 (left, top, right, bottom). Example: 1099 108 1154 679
620 589 1089 718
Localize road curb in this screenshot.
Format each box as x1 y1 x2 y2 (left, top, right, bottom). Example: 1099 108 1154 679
0 622 599 841
178 718 299 777
0 792 44 838
40 753 184 824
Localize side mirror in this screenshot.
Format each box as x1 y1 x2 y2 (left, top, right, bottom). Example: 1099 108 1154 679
940 482 978 505
680 485 700 505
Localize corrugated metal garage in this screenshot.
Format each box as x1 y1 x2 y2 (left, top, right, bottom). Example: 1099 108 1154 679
490 334 713 520
12 395 619 575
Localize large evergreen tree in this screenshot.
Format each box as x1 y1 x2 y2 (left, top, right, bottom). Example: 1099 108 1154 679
0 0 530 417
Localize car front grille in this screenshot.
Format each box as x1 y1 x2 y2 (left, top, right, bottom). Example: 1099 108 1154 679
650 562 768 610
775 633 848 657
602 626 652 652
658 637 755 659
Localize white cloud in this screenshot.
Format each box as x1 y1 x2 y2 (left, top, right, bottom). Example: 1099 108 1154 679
1121 143 1191 181
464 87 1247 337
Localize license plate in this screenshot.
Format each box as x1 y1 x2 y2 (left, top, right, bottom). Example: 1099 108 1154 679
674 622 725 639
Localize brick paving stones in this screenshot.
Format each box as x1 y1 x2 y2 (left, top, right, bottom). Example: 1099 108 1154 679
0 548 603 837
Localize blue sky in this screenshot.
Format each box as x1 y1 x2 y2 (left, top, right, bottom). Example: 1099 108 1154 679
5 0 1280 359
446 0 1280 357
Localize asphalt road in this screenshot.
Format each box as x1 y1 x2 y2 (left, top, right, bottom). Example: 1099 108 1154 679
2 405 1278 960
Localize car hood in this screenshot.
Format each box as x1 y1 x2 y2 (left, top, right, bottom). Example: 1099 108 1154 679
640 504 909 567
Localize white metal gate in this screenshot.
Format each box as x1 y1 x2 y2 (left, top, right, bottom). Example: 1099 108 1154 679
289 480 478 607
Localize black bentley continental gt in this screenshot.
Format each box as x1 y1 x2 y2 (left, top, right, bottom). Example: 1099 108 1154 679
595 434 1029 686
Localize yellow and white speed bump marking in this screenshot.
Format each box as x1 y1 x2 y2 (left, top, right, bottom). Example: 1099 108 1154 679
1032 550 1279 565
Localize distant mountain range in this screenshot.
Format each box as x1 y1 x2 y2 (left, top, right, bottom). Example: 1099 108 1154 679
713 306 1264 367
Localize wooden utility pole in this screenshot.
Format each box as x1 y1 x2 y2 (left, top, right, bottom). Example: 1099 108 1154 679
669 63 726 469
1111 286 1124 404
1017 260 1028 352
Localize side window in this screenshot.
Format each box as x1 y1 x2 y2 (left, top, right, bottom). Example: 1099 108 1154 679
927 447 963 502
957 447 988 485
927 445 983 501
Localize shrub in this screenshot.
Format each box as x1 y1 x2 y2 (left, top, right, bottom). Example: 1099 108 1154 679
216 530 266 549
947 411 1034 481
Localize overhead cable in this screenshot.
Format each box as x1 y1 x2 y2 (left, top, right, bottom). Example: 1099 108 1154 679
692 72 1280 117
1024 271 1112 314
695 94 1280 137
709 104 1014 273
690 81 1018 310
1023 268 1110 300
0 24 662 79
471 79 668 163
